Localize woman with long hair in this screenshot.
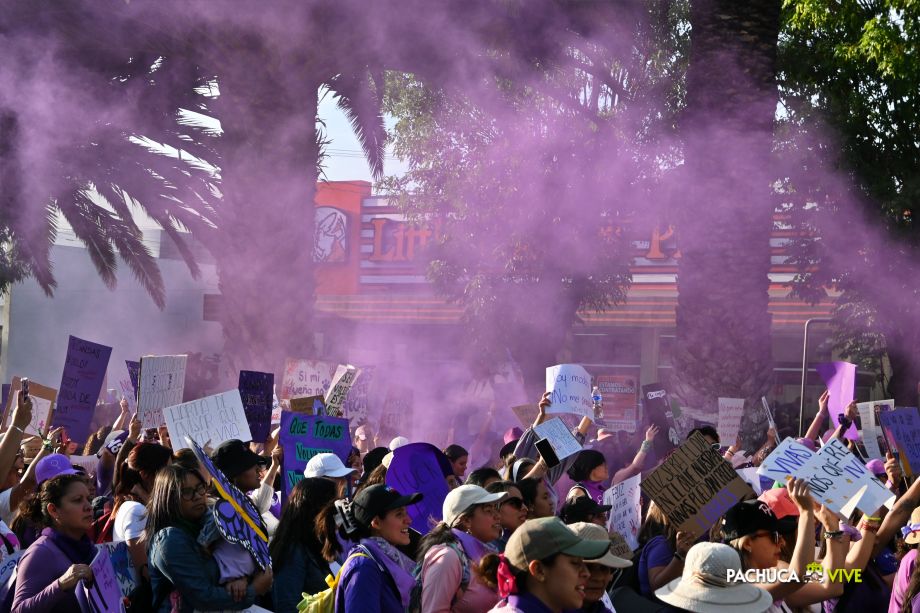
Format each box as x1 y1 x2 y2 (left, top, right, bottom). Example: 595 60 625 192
516 478 554 520
635 501 695 598
443 445 470 482
147 464 273 612
316 483 422 612
270 478 339 613
481 517 609 612
12 474 96 612
486 481 528 552
416 484 507 611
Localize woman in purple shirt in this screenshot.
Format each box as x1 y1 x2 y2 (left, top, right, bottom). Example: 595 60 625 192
12 473 96 612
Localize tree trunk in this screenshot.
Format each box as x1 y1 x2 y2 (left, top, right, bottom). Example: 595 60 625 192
211 43 320 382
672 0 781 449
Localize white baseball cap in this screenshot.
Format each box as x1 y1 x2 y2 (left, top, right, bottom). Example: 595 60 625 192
389 436 409 451
304 453 356 479
443 484 507 527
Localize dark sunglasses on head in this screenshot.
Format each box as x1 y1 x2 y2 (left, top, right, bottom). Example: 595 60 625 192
501 497 525 510
753 530 781 544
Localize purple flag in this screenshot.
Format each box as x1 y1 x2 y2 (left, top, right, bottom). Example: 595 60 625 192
53 336 112 443
815 361 858 441
238 370 274 442
279 411 351 500
386 443 451 534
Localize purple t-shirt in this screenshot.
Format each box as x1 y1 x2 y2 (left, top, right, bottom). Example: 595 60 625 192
891 549 918 613
638 535 674 597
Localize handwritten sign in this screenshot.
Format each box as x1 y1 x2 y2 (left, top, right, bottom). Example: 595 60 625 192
188 437 271 570
596 375 638 433
642 383 680 450
641 432 754 539
97 542 138 599
53 336 112 443
343 365 373 423
857 400 891 460
386 442 451 534
604 474 642 550
78 546 124 613
0 550 23 606
534 417 582 461
290 395 325 415
137 355 187 429
279 411 351 499
164 390 252 451
270 388 282 425
545 364 594 421
281 359 336 400
324 365 361 417
815 362 858 441
3 377 56 436
879 408 920 477
381 386 413 435
238 371 274 442
717 398 745 445
511 403 540 428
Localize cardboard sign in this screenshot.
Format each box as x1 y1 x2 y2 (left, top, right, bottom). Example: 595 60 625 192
97 542 138 599
238 371 274 442
533 417 582 461
641 432 754 539
879 408 920 477
596 375 638 433
126 361 140 399
511 403 540 428
386 442 451 534
604 474 642 551
164 390 252 451
545 364 594 421
642 383 681 450
857 400 892 461
324 365 361 417
137 355 187 429
280 359 336 400
343 365 373 423
278 411 351 499
78 546 124 613
290 395 325 415
3 377 56 436
760 397 778 433
717 398 745 445
53 336 112 442
381 386 413 435
815 362 858 441
187 437 271 570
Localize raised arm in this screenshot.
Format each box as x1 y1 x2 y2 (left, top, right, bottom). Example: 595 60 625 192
612 425 658 484
804 390 829 443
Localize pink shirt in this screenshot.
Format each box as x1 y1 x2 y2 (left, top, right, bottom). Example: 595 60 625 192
421 544 500 613
891 548 918 613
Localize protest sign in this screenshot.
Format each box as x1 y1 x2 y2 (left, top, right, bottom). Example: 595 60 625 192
511 403 540 428
879 408 920 477
736 467 763 495
238 371 274 442
757 437 816 481
126 361 140 398
164 390 251 451
97 542 138 599
386 442 451 534
642 383 681 450
0 550 23 606
381 386 414 435
187 437 271 570
270 388 282 425
604 474 642 550
70 455 100 475
760 397 778 433
53 336 112 443
290 395 325 415
545 364 594 421
324 365 361 417
78 546 124 613
641 432 754 539
281 359 336 400
137 355 187 429
596 375 638 433
717 398 745 445
857 400 892 460
815 362 858 441
3 377 56 436
343 365 373 423
533 417 582 461
0 385 8 418
279 411 351 499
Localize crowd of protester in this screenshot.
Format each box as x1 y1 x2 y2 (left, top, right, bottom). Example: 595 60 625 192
0 383 917 613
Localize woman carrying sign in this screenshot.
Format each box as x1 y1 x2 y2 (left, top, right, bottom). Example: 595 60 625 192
146 465 273 612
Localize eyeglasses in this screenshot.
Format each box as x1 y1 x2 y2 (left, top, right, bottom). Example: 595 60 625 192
711 443 722 451
752 530 781 544
501 497 525 510
180 483 208 501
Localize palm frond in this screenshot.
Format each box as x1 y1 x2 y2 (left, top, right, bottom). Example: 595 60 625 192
326 72 387 181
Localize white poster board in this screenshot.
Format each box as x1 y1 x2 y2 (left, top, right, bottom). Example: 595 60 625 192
604 474 642 550
857 400 893 461
164 390 252 451
717 398 745 445
324 365 361 417
534 417 582 461
545 364 594 421
761 397 778 433
280 359 336 400
736 467 763 495
137 355 187 429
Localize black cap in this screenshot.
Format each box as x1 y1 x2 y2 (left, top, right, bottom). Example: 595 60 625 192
362 447 389 477
210 439 269 479
500 438 519 460
351 484 423 528
560 495 612 524
721 499 779 542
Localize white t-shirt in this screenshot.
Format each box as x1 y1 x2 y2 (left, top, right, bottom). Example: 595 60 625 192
113 500 147 542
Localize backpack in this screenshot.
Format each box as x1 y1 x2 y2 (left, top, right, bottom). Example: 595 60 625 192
407 541 471 613
297 546 372 613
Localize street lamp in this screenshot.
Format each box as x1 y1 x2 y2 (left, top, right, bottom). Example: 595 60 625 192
799 317 832 437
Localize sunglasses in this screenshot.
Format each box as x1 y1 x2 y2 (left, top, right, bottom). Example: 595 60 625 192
180 483 208 501
752 530 781 544
711 443 722 451
501 497 525 510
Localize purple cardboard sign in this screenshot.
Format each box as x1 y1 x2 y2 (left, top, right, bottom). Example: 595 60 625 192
238 370 274 442
815 362 857 440
385 442 451 534
279 411 352 500
53 336 112 443
126 360 140 399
